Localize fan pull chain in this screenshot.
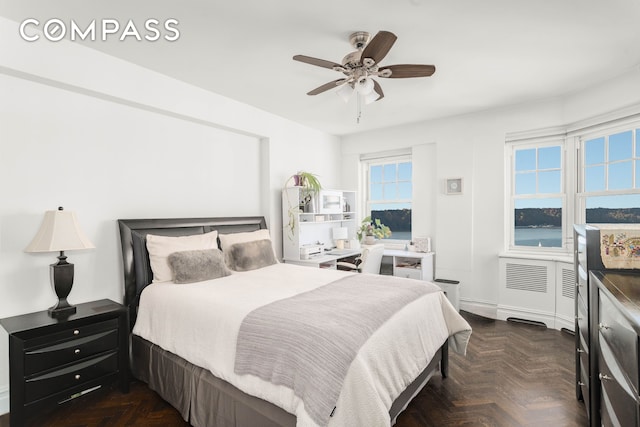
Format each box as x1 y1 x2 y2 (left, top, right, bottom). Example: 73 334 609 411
356 93 362 124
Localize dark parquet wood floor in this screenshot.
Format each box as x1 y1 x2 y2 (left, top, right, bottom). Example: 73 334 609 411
0 311 588 427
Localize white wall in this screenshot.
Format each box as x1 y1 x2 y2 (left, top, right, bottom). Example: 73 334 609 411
341 69 640 317
0 17 341 414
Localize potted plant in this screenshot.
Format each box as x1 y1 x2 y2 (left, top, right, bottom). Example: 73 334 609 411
356 216 392 244
284 171 322 238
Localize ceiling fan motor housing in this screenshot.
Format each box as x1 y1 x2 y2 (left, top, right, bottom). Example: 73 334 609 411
349 31 370 49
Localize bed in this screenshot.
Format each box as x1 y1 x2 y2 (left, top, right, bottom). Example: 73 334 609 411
118 216 471 427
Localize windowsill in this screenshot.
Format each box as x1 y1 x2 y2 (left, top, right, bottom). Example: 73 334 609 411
499 250 573 263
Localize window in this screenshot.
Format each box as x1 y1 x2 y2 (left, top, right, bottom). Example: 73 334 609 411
509 142 565 249
580 126 640 224
506 114 640 255
361 154 412 240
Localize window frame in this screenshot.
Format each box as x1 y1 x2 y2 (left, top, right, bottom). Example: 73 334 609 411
506 137 569 253
360 153 413 243
575 121 640 224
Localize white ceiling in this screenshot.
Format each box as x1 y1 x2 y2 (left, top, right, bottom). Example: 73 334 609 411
3 0 640 135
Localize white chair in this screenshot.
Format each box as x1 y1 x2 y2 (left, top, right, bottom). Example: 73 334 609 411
336 244 384 274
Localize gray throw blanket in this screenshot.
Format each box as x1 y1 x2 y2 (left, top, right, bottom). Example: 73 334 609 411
234 273 440 426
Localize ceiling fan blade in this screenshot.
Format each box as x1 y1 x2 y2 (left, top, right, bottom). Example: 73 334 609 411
307 79 347 96
361 31 397 65
378 64 436 78
373 80 384 101
293 54 342 70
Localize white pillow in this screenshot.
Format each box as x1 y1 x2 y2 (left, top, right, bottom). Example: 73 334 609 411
146 230 218 282
218 229 278 267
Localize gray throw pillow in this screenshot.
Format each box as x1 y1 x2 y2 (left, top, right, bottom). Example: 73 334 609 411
168 248 231 284
226 239 277 272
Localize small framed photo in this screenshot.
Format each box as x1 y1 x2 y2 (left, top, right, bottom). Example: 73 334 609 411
445 178 463 195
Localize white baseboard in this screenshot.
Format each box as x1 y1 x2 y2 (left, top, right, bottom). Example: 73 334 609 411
0 386 8 415
459 299 497 319
555 314 575 333
497 304 563 330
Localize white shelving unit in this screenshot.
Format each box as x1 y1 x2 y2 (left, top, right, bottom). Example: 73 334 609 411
282 187 357 263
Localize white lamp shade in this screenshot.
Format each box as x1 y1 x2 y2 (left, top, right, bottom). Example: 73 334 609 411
332 227 348 240
356 77 375 95
336 83 354 103
362 90 380 105
25 209 94 252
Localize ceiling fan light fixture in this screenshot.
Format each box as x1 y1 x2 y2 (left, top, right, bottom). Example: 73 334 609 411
356 77 375 95
362 90 380 105
336 83 354 103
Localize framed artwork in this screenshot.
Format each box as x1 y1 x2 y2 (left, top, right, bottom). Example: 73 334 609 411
445 178 463 195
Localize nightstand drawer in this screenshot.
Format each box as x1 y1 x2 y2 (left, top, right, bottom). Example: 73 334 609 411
24 329 118 376
25 351 118 403
24 319 118 350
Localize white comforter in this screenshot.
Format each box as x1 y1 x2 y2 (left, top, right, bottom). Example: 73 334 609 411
132 263 471 427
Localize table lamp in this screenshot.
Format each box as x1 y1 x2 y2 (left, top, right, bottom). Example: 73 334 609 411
25 207 94 317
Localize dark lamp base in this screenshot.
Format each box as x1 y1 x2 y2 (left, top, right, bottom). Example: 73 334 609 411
49 254 76 318
48 302 77 318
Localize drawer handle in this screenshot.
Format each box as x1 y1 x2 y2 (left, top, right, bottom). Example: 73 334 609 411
599 373 612 382
74 374 81 380
577 348 585 354
73 330 80 336
578 381 585 386
598 323 609 330
74 349 81 355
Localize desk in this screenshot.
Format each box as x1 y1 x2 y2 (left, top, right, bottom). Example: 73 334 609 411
284 249 361 269
284 248 434 281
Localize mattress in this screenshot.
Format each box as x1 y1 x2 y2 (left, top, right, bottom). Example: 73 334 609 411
132 263 471 427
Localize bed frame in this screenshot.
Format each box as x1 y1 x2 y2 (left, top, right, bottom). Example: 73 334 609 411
118 216 448 427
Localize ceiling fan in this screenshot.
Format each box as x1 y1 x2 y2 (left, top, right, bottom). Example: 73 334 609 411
293 30 436 104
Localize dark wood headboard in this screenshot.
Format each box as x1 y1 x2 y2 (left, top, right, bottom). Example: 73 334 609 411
117 216 267 329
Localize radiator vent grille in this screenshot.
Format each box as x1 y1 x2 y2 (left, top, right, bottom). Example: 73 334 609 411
562 267 575 299
505 263 547 293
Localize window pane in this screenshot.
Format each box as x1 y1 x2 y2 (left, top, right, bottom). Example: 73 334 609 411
538 170 561 193
370 165 382 183
585 165 605 192
586 194 640 223
398 162 412 181
383 164 396 182
608 161 633 190
514 198 562 248
515 149 536 171
515 172 536 195
398 182 412 199
370 183 383 200
383 183 396 198
538 146 561 169
609 131 633 162
585 137 605 165
636 129 640 157
371 203 411 240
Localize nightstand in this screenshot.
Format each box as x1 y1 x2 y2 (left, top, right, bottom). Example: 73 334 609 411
0 299 129 427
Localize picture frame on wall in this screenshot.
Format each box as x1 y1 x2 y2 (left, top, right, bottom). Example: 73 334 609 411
445 178 463 195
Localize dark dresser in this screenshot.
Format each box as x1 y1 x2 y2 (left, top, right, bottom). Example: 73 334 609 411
0 299 129 427
574 224 602 424
575 224 640 426
590 271 640 427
